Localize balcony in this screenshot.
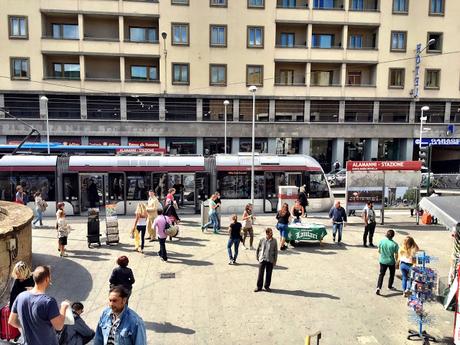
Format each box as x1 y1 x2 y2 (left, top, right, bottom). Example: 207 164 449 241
125 57 160 83
43 54 81 81
345 64 376 87
85 55 120 82
42 13 79 40
312 0 344 10
124 16 159 44
84 15 119 42
348 0 379 11
347 25 378 50
311 25 343 49
310 63 341 86
274 62 306 86
275 23 308 48
276 0 308 8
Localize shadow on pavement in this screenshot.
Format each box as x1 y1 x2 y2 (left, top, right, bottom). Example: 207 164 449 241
384 223 447 232
270 289 340 300
67 249 111 261
235 263 288 270
144 321 195 334
32 253 93 303
166 257 213 266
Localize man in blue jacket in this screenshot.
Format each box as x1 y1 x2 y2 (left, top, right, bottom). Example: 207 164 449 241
94 286 146 345
328 201 347 243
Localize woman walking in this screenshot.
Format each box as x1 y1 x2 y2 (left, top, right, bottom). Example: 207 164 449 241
276 203 291 251
32 192 47 227
227 215 242 265
164 199 180 241
153 209 172 261
242 203 255 250
298 185 309 217
57 207 71 257
290 199 304 224
109 256 135 299
201 194 219 233
132 203 148 253
399 236 419 297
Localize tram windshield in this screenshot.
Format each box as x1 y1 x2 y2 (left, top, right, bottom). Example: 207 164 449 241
307 171 330 198
0 172 56 202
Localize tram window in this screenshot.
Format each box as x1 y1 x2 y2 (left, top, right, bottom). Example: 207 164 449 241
126 173 151 200
109 174 124 201
0 173 56 202
307 171 330 198
217 171 263 199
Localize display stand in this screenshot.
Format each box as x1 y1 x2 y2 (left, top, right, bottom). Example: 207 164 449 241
105 204 119 245
407 251 437 343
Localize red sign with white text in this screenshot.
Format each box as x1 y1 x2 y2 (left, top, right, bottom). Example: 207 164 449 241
346 161 422 172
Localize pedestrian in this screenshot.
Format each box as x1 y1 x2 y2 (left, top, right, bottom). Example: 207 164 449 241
32 191 47 227
109 256 135 299
298 185 309 217
165 188 177 208
201 194 219 233
93 286 146 345
333 160 341 171
276 203 291 251
9 265 70 345
9 261 34 309
214 192 222 230
164 199 180 241
254 228 278 292
15 185 24 204
362 201 377 247
242 203 255 250
57 207 71 257
87 179 99 208
376 229 399 295
58 302 95 345
291 199 304 224
146 190 161 242
132 203 148 254
227 214 242 265
328 201 347 243
398 236 419 297
153 208 172 262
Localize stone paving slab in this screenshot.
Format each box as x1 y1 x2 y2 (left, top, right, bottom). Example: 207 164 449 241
4 211 457 344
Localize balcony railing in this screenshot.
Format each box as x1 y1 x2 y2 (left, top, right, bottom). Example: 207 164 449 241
311 44 342 49
85 76 121 82
274 82 306 86
124 38 159 44
347 45 377 50
275 44 308 48
345 83 376 87
276 3 308 9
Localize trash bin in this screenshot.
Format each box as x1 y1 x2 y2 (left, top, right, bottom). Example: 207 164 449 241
87 208 101 248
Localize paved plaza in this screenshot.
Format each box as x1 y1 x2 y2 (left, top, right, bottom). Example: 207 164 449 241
7 210 458 344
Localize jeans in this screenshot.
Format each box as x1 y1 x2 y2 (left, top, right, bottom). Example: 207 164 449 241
276 223 289 239
363 222 376 245
400 262 413 291
377 263 396 289
203 212 219 232
332 222 343 242
136 225 146 250
158 237 167 261
257 261 274 289
33 210 43 225
227 238 240 261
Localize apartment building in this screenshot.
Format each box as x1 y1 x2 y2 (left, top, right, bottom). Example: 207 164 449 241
0 0 459 172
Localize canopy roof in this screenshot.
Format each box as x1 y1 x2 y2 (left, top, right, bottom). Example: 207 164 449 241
419 196 460 232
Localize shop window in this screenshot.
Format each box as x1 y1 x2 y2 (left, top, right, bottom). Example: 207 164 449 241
239 99 269 122
345 101 373 122
203 138 232 156
276 138 300 154
310 101 339 122
450 102 460 123
310 139 333 172
275 100 304 122
127 97 159 120
239 138 268 153
165 98 196 121
4 94 39 118
166 137 196 154
379 101 409 123
203 99 233 121
415 102 445 123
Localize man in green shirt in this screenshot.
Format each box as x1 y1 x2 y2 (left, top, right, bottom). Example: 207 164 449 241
376 229 399 295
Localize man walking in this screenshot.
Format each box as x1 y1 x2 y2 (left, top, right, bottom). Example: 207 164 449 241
328 201 347 243
94 286 146 345
9 266 70 345
362 201 377 247
376 229 399 295
255 228 278 292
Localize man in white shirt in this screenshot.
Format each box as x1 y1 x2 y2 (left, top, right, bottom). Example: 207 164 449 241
362 201 377 247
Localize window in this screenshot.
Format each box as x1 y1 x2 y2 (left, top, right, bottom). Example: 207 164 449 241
217 171 264 199
52 24 78 39
425 69 440 89
130 66 158 81
210 64 227 86
392 0 408 13
172 0 189 4
172 23 189 46
210 25 227 47
172 63 190 84
311 71 333 85
312 34 334 48
388 68 405 88
313 0 337 9
275 100 304 122
247 26 264 48
9 16 28 39
349 35 362 48
246 65 264 86
279 0 297 7
278 70 294 85
248 0 265 8
129 27 157 42
427 33 443 53
210 0 227 6
10 58 29 80
429 0 444 15
390 31 406 52
53 63 80 79
350 0 363 10
280 33 295 47
165 98 196 121
347 71 361 85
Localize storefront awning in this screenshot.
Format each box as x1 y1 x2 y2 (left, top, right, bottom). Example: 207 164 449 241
419 196 460 232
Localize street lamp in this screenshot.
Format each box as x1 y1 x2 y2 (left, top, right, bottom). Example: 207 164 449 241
248 85 257 205
40 96 50 154
223 100 230 154
419 105 430 150
161 31 168 94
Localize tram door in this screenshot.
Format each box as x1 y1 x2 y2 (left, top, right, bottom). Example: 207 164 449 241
63 173 80 215
168 173 196 214
263 172 302 213
79 174 107 214
195 172 210 214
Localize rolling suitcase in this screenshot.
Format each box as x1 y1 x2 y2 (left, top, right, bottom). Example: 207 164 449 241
0 304 20 341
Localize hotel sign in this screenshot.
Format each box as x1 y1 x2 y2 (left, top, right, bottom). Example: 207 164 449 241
413 43 422 99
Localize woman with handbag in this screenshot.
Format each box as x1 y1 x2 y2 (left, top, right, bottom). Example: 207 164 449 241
32 192 47 227
241 203 255 250
132 203 148 254
398 236 420 297
276 203 291 251
152 209 172 262
164 199 180 241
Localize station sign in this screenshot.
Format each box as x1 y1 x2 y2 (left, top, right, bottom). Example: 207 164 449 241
346 161 422 171
414 138 460 146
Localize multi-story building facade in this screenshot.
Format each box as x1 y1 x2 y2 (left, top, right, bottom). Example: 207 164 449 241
0 0 459 172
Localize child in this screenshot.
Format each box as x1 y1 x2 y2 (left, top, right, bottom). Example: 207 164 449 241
227 214 242 265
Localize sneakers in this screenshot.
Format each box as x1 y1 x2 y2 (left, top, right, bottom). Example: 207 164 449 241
244 246 249 250
228 260 233 265
375 288 380 295
264 287 272 292
250 246 255 250
232 260 237 265
389 286 397 291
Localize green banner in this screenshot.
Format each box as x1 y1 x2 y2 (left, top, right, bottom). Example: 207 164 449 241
287 223 327 241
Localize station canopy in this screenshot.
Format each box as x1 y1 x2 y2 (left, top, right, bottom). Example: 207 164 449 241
419 196 460 232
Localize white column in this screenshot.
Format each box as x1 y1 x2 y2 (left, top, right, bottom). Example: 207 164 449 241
445 102 451 123
268 138 277 154
233 99 239 121
364 138 379 161
341 63 346 87
120 57 125 82
121 137 128 146
81 136 89 145
304 100 310 122
342 25 348 49
338 100 345 123
80 95 87 120
269 99 275 122
159 98 166 121
301 138 310 155
119 16 124 42
332 138 345 166
231 138 239 153
373 101 379 123
196 137 203 155
196 99 203 121
409 101 416 123
120 96 127 121
0 94 4 118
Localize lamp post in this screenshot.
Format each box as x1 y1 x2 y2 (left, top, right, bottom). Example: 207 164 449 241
248 85 257 205
223 100 230 154
161 31 168 94
40 96 50 154
419 106 430 150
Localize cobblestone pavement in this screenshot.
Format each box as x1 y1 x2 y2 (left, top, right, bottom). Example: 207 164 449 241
9 211 458 344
